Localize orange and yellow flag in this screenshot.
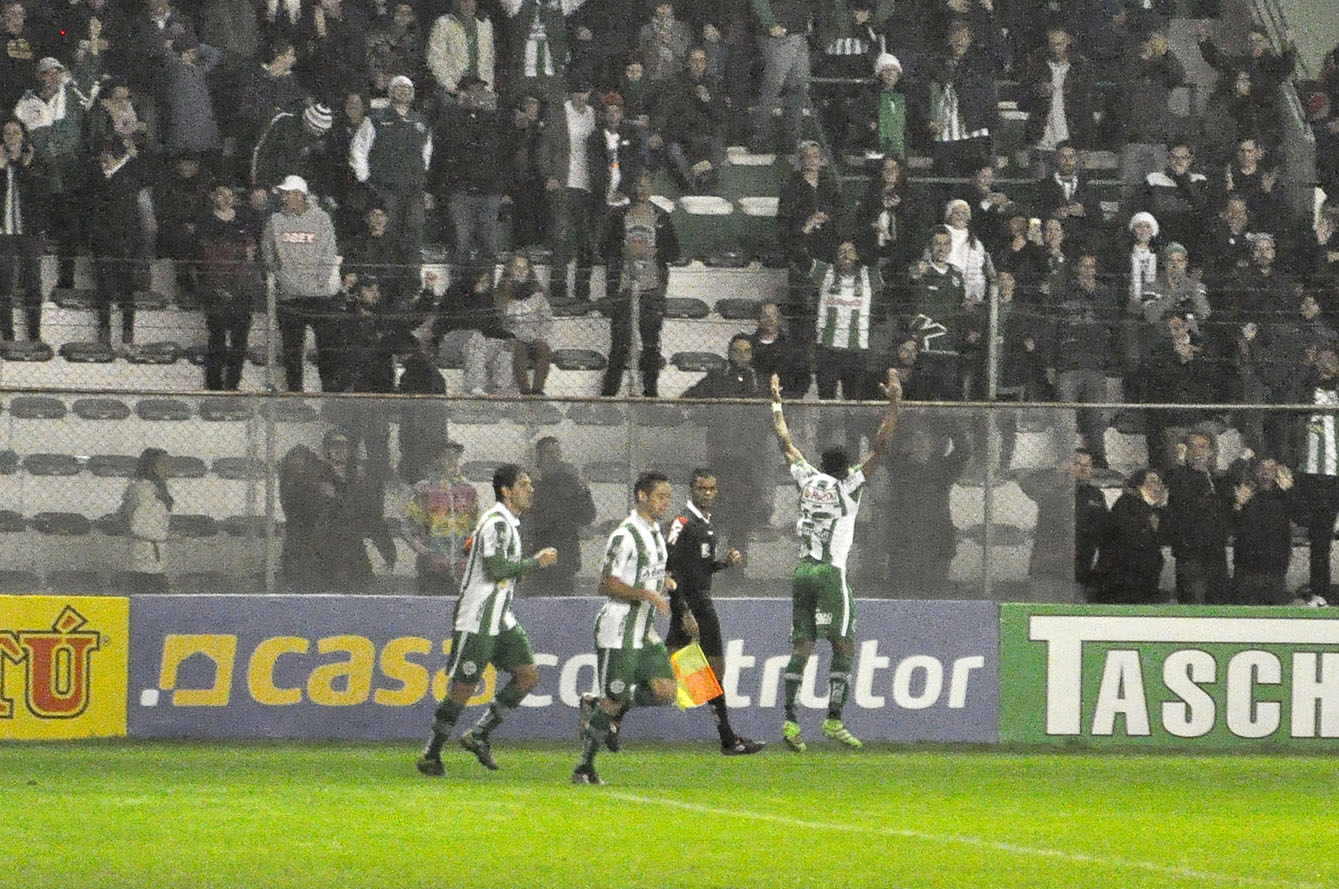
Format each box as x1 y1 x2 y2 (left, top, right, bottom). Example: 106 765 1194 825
671 642 723 709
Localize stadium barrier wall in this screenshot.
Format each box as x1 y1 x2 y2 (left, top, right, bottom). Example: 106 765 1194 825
1000 604 1339 748
124 596 1000 743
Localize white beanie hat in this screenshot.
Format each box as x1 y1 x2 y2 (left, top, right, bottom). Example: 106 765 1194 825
874 52 902 75
1128 211 1160 238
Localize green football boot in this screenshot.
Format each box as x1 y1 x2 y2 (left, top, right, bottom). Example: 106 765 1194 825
782 720 806 752
822 718 863 748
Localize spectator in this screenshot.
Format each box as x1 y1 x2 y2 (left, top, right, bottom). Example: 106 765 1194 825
527 436 596 595
1046 253 1120 468
639 0 691 84
849 155 919 277
855 52 907 161
423 266 515 395
1034 141 1102 249
1018 25 1095 157
940 197 995 303
496 252 555 395
903 225 965 357
539 80 598 304
1117 27 1186 196
587 92 650 209
197 0 261 62
0 116 43 342
1017 448 1109 602
1142 312 1223 468
350 74 432 278
46 0 116 78
86 77 161 160
807 239 885 400
1296 344 1339 605
919 18 1000 175
750 300 807 397
300 0 369 106
316 429 397 592
427 0 495 101
1219 136 1283 224
365 2 423 93
258 0 309 48
509 93 548 250
1197 24 1295 156
120 447 174 593
659 46 729 194
751 0 814 151
960 160 1017 253
155 154 212 298
86 138 148 348
342 203 407 305
15 57 93 294
161 33 223 159
0 1 40 113
878 420 969 592
1201 194 1254 286
1222 232 1291 328
814 0 883 154
250 102 336 195
1228 455 1297 605
1123 210 1161 308
279 443 336 593
194 182 259 391
1092 468 1167 604
1136 141 1210 257
777 140 842 358
599 170 680 397
232 38 304 154
404 438 479 595
499 0 584 102
1164 430 1232 604
261 174 341 391
395 349 449 485
1137 242 1211 334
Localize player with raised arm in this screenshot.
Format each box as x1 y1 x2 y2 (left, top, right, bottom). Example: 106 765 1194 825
770 368 901 751
572 471 678 785
417 464 559 777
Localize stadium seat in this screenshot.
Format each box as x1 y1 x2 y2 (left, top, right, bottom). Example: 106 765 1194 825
22 454 82 476
125 341 181 365
93 512 127 536
463 459 500 483
10 396 67 419
0 509 26 531
174 288 205 311
199 398 255 421
0 451 18 474
222 515 270 538
715 298 762 320
671 351 727 374
0 340 54 362
450 401 506 424
434 349 467 369
89 455 138 478
213 457 264 480
958 523 1031 547
132 291 170 310
264 399 320 423
135 399 192 421
632 403 685 427
553 348 608 371
245 345 271 366
50 288 97 309
567 402 624 425
506 400 564 425
164 456 208 478
45 569 107 595
182 345 208 366
664 298 711 320
169 514 219 538
0 570 40 593
59 342 117 363
73 397 132 420
32 512 93 536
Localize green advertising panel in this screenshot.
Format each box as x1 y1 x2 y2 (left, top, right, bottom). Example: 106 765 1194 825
1001 604 1339 748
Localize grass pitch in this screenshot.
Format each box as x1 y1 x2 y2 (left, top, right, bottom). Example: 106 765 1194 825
3 740 1335 889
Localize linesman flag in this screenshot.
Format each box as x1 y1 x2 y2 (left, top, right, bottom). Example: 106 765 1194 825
671 642 723 709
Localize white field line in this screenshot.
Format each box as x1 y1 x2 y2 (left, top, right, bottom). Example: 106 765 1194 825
601 791 1328 889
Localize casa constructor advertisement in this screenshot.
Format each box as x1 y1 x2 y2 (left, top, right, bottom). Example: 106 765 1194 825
1000 604 1339 748
127 596 1000 742
0 596 129 740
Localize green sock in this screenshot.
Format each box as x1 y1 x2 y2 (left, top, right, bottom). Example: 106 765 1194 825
581 706 613 767
828 653 853 720
473 680 527 740
783 653 807 723
424 698 463 758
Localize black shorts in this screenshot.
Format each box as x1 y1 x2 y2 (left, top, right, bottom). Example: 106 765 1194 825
666 592 724 658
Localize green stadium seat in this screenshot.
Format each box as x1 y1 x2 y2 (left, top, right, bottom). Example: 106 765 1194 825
163 456 208 478
213 457 264 480
671 351 727 374
125 341 181 365
0 570 40 592
32 512 93 536
664 298 711 319
45 569 107 594
136 399 193 421
462 459 499 483
0 509 26 531
0 340 53 362
23 453 82 476
553 348 607 371
568 402 624 425
169 514 219 538
88 455 139 478
0 451 18 475
715 298 762 320
59 342 117 363
50 288 97 309
199 398 254 421
73 397 132 420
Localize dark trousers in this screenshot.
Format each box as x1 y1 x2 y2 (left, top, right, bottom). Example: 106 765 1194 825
204 304 251 390
92 255 136 344
1174 550 1230 605
815 346 867 400
376 186 426 273
0 234 42 340
549 187 596 302
277 298 337 392
48 191 83 289
1300 473 1339 595
601 285 665 397
932 136 992 177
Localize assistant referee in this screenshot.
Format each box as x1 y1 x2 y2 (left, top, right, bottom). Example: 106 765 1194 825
666 468 765 755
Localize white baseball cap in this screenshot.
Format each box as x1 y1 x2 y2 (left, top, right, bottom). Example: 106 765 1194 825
276 175 309 194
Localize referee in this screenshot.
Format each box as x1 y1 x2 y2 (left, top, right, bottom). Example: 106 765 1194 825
666 469 765 755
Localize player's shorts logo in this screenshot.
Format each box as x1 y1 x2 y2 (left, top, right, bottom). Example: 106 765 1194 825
609 679 626 695
815 611 833 627
0 605 101 720
461 661 478 677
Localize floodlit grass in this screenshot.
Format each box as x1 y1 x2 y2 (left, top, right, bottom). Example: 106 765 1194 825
2 741 1335 889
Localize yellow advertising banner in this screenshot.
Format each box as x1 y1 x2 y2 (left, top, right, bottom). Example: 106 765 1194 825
0 596 128 740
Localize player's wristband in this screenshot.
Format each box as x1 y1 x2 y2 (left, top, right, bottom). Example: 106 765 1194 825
771 402 783 414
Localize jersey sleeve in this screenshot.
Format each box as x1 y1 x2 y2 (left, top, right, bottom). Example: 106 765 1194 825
790 457 818 486
477 517 509 558
840 468 867 497
602 528 635 585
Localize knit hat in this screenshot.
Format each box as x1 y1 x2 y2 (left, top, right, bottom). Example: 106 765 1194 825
874 52 901 75
302 103 333 134
1162 241 1188 258
1128 211 1159 238
35 57 65 74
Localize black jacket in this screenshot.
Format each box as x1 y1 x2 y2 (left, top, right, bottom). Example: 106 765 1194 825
666 504 726 600
601 201 681 284
431 104 514 196
1094 493 1166 603
1164 464 1232 558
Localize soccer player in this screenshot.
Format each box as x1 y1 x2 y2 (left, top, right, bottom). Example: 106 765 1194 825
665 469 765 755
572 471 678 785
416 464 559 776
769 368 901 751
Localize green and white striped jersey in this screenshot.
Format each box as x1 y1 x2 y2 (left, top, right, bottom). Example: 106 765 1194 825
594 510 668 650
1305 386 1339 476
453 502 523 636
791 457 866 571
810 260 882 350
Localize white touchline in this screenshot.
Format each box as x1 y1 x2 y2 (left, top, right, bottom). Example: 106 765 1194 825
601 792 1326 889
